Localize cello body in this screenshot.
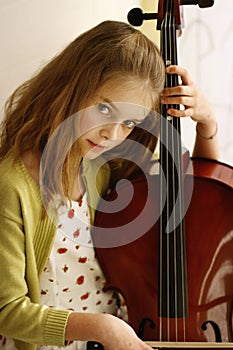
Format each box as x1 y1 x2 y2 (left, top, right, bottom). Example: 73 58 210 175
93 158 233 348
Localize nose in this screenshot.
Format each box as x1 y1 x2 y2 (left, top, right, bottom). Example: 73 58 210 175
99 123 123 141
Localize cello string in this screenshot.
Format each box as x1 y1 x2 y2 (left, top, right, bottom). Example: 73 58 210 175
161 3 166 341
172 3 188 339
170 2 179 341
165 1 170 341
170 13 185 342
171 2 180 341
159 2 169 340
171 2 187 339
169 1 181 341
164 0 175 340
164 0 174 341
168 0 174 341
159 11 165 341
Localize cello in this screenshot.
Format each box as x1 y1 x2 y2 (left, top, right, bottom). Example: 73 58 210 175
92 0 233 348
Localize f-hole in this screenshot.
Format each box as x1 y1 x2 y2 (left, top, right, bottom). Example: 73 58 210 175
138 318 156 339
201 320 222 342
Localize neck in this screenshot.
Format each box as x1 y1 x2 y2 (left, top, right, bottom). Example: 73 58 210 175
22 150 84 202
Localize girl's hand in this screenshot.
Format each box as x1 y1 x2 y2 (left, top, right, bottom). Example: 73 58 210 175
99 314 155 350
65 312 155 350
160 65 216 127
160 65 219 160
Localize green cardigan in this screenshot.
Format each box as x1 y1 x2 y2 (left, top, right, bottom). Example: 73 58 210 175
0 153 110 350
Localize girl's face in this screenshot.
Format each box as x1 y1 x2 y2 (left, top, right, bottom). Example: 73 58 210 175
77 78 153 159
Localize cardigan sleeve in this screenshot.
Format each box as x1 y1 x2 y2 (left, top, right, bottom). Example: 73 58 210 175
0 163 71 347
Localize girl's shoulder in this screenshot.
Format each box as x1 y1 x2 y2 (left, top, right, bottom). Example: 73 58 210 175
0 152 19 185
0 152 41 207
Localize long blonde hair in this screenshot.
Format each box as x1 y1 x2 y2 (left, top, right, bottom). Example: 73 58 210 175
0 20 165 200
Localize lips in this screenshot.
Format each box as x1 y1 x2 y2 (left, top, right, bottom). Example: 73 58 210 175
87 139 105 151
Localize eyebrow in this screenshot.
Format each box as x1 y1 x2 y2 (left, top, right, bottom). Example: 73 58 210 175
99 97 120 113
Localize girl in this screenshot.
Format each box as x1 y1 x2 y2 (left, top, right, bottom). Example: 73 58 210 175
0 20 218 350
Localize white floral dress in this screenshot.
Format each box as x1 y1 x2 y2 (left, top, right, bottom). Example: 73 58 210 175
38 193 118 350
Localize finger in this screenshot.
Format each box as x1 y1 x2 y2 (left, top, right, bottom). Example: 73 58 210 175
161 95 196 107
162 85 195 97
166 107 194 118
166 65 193 86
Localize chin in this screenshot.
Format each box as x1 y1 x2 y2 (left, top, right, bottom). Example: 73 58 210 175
83 150 104 160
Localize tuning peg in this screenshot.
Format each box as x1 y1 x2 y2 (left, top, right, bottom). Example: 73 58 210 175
181 0 214 7
127 8 157 27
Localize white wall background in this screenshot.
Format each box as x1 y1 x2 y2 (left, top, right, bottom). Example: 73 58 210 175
0 0 232 165
178 0 233 166
0 0 139 116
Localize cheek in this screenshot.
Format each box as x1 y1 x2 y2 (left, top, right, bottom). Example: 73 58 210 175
120 126 134 139
76 107 104 137
76 112 93 138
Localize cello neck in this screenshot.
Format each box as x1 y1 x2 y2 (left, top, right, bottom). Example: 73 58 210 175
158 0 188 323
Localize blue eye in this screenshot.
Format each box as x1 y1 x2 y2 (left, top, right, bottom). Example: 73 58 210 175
122 120 136 129
98 103 111 115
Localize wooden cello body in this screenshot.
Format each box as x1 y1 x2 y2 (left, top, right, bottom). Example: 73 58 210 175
93 158 233 348
93 0 233 348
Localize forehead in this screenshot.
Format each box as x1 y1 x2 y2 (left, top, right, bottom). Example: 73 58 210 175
95 77 153 112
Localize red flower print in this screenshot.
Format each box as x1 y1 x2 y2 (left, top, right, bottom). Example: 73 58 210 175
58 223 62 228
107 299 113 305
62 264 69 273
96 290 100 294
57 248 67 254
76 275 84 285
78 257 87 263
81 292 90 300
78 199 82 207
48 278 54 282
41 289 47 295
96 300 101 305
62 287 70 292
95 276 100 281
69 298 73 303
68 208 75 219
75 245 80 250
73 229 80 238
82 306 88 311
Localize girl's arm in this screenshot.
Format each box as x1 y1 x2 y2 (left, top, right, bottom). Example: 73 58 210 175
65 312 153 350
